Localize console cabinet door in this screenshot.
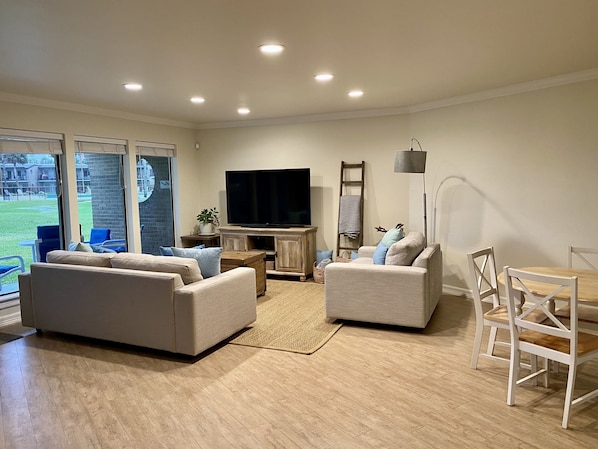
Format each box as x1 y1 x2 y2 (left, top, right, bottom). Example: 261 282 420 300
275 235 303 272
221 234 248 251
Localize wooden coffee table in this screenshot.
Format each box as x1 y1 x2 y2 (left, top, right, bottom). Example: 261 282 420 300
221 250 267 296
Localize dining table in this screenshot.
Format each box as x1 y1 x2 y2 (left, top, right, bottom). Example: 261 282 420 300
498 267 598 305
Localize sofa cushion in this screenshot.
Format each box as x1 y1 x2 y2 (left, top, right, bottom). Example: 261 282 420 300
46 250 115 267
373 227 405 264
385 231 425 266
110 253 203 284
171 247 222 279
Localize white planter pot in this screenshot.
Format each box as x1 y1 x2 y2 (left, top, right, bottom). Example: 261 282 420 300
199 222 215 235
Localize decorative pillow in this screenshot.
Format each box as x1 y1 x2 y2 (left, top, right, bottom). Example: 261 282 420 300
372 227 405 265
110 253 203 284
317 249 333 265
171 247 222 279
160 244 205 256
385 231 425 266
73 242 93 252
47 250 114 267
159 246 174 256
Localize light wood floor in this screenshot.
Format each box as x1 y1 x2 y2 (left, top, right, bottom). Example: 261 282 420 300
1 291 598 449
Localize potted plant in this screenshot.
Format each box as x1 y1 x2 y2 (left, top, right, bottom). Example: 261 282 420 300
197 207 219 235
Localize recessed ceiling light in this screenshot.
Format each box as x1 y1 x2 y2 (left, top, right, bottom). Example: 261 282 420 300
259 44 285 55
190 96 205 104
348 90 364 98
123 83 143 91
238 107 251 115
314 73 334 82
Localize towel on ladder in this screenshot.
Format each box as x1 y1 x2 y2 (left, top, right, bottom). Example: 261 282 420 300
338 195 361 239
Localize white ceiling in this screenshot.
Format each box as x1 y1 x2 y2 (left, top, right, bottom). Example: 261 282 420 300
1 0 598 128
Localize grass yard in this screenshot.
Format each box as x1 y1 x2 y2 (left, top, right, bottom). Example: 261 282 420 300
0 198 92 290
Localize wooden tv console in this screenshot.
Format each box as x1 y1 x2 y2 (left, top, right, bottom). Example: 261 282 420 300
218 225 317 281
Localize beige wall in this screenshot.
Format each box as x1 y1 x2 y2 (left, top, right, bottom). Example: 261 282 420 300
197 79 598 293
195 115 412 253
2 77 597 298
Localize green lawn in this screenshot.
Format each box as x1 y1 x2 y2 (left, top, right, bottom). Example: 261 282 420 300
0 198 92 289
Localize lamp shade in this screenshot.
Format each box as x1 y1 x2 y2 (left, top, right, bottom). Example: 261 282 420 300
393 150 427 174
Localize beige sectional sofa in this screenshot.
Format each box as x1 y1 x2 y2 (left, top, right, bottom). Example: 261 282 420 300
325 232 442 328
19 250 257 356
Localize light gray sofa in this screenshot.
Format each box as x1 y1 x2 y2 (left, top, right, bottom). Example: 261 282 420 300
19 250 257 356
325 233 442 328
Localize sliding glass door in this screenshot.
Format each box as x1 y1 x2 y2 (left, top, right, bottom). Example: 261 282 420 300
0 130 65 296
136 142 175 255
75 137 127 251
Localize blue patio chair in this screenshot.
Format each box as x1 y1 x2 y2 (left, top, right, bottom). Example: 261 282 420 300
89 228 111 244
87 228 126 253
0 255 26 291
35 225 61 262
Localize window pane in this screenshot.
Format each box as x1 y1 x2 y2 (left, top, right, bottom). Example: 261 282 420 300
0 149 64 296
76 149 127 253
138 155 174 255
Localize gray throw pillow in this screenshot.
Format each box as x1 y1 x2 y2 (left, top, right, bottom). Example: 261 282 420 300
385 231 425 266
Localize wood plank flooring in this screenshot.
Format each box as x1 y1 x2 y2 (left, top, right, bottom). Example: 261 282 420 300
1 292 598 448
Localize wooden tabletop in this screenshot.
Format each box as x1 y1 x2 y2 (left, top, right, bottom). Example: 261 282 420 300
498 267 598 303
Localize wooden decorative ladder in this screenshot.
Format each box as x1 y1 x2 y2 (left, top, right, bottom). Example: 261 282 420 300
336 161 365 258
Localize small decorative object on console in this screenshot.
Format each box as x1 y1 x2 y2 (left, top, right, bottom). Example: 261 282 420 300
197 207 220 235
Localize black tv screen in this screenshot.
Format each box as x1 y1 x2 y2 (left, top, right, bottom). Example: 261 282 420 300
225 168 311 227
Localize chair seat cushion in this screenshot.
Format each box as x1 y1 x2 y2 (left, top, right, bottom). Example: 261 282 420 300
0 265 18 274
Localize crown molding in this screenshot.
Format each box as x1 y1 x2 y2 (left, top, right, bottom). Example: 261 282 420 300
0 92 198 130
2 68 597 131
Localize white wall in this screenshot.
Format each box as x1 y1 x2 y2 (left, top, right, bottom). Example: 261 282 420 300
198 79 598 292
413 79 598 291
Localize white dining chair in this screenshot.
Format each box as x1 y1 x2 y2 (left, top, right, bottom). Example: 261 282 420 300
503 266 598 429
568 246 598 270
467 247 511 369
556 246 598 327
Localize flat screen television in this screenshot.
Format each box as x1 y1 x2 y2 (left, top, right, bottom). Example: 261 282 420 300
225 168 311 227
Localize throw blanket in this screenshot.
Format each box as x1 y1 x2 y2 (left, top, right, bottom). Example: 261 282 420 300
338 195 361 239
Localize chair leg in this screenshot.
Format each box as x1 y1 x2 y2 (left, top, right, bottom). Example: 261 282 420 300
486 326 498 356
507 346 519 406
471 321 484 369
562 364 577 429
530 354 538 386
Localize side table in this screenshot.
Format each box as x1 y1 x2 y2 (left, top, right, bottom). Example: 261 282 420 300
221 250 267 297
180 234 220 248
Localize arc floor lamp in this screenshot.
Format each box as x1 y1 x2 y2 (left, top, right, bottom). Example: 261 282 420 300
394 138 427 245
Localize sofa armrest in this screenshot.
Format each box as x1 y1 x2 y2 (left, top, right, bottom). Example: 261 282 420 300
357 246 377 258
18 272 34 327
325 262 429 328
173 267 257 356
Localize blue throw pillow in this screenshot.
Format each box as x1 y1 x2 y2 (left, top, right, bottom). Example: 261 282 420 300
171 246 222 278
317 249 333 265
160 244 204 256
373 227 405 265
159 246 174 256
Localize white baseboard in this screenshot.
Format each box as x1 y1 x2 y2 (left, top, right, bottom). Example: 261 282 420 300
442 284 472 299
0 308 21 327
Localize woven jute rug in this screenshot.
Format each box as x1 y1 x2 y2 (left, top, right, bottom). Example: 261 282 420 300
229 279 342 354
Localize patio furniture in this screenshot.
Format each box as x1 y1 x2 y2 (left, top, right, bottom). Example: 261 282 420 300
35 225 61 262
0 255 26 291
